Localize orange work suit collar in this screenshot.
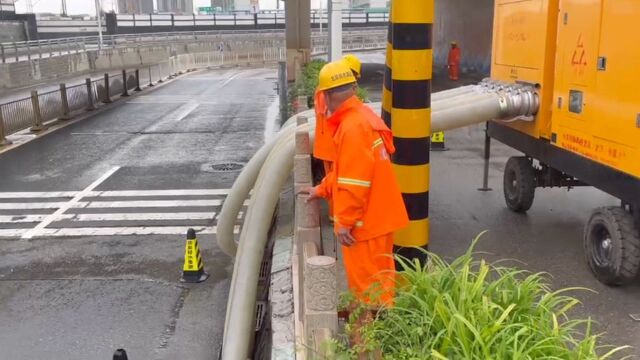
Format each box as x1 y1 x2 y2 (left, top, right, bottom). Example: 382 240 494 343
327 96 397 155
326 96 362 130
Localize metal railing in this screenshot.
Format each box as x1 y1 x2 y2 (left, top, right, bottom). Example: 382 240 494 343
0 27 386 64
0 32 386 145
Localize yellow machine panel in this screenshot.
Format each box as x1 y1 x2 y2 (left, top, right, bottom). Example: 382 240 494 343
490 0 560 140
551 0 640 178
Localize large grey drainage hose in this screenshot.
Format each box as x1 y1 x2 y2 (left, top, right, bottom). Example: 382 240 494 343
221 123 313 360
218 79 539 358
217 109 315 257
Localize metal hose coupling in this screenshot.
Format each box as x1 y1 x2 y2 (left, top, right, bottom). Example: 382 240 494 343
480 79 540 121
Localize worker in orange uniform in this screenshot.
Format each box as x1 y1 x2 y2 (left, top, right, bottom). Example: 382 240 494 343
448 41 461 81
305 61 409 306
312 54 362 222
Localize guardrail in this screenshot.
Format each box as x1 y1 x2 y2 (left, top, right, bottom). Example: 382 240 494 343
292 115 338 359
0 30 386 145
0 28 387 64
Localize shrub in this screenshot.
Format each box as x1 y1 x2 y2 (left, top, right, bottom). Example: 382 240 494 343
288 59 370 116
329 234 630 360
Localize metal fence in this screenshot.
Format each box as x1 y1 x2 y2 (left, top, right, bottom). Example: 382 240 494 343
0 31 386 145
0 27 386 64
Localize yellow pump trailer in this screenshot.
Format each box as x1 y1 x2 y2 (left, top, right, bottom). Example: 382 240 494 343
487 0 640 285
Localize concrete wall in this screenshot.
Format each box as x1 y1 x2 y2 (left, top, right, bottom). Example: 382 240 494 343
0 36 284 90
434 0 494 74
0 21 25 42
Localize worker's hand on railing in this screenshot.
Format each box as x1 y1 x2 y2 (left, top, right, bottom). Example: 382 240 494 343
299 186 321 202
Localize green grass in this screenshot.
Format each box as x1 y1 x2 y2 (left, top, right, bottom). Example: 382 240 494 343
327 233 631 360
288 59 370 118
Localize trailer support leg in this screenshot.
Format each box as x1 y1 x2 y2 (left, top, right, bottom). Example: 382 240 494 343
478 122 493 192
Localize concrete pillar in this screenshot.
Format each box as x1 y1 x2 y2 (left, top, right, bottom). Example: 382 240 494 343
328 0 343 61
29 90 44 132
303 255 338 339
285 0 310 81
59 83 71 120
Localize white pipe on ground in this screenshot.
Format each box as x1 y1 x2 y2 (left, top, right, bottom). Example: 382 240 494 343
433 92 495 111
432 96 502 133
431 85 476 101
217 109 315 257
221 124 313 360
219 79 539 358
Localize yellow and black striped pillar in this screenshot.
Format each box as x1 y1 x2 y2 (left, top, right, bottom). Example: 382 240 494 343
390 0 433 266
381 21 393 128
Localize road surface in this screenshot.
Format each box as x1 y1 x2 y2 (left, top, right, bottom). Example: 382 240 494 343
0 66 280 359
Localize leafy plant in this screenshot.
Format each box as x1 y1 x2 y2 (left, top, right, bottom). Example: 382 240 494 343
288 59 369 117
329 233 631 360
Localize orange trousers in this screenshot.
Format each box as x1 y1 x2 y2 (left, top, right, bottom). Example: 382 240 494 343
341 233 395 306
449 64 460 81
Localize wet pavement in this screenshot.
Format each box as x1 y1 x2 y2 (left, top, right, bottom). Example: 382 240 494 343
0 66 280 359
429 124 640 355
336 54 640 356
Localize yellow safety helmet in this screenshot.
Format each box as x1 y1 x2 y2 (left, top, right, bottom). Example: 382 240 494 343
317 61 357 92
342 54 362 78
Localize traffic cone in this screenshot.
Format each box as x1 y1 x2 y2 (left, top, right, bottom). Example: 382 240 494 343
181 228 209 283
113 349 128 360
431 131 448 151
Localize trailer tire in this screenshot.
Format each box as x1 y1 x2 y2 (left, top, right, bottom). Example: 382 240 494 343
503 156 536 213
584 207 640 286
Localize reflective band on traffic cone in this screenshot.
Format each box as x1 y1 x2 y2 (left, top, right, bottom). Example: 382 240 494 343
431 131 448 151
181 228 209 283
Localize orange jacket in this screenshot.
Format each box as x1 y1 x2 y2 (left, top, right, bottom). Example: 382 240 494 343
312 90 336 162
316 96 409 240
448 46 461 66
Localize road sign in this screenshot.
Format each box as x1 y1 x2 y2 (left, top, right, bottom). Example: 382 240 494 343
198 6 213 14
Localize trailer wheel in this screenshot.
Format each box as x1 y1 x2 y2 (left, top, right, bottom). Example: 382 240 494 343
584 207 640 286
503 157 536 213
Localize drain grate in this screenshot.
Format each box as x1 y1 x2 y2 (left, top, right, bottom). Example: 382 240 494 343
202 162 245 173
255 301 267 331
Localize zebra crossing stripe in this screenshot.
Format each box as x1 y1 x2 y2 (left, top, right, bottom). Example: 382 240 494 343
0 212 217 223
0 226 240 238
0 189 231 199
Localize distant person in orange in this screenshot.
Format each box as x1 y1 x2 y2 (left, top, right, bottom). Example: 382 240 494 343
312 54 362 222
448 41 461 81
304 61 408 306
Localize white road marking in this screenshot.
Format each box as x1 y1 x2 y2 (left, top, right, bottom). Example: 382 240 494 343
0 202 81 210
220 72 242 87
0 229 28 237
0 212 216 223
68 212 216 222
85 199 223 208
0 189 231 199
0 226 240 238
96 189 231 197
0 192 77 199
0 188 247 238
21 166 121 239
37 226 236 237
172 101 200 122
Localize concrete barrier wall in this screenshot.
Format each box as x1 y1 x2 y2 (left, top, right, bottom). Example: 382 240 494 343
0 21 26 42
434 0 494 74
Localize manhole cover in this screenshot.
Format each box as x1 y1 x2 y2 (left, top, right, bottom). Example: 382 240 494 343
202 162 245 173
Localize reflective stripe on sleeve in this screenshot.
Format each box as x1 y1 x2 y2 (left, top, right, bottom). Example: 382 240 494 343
337 177 372 187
